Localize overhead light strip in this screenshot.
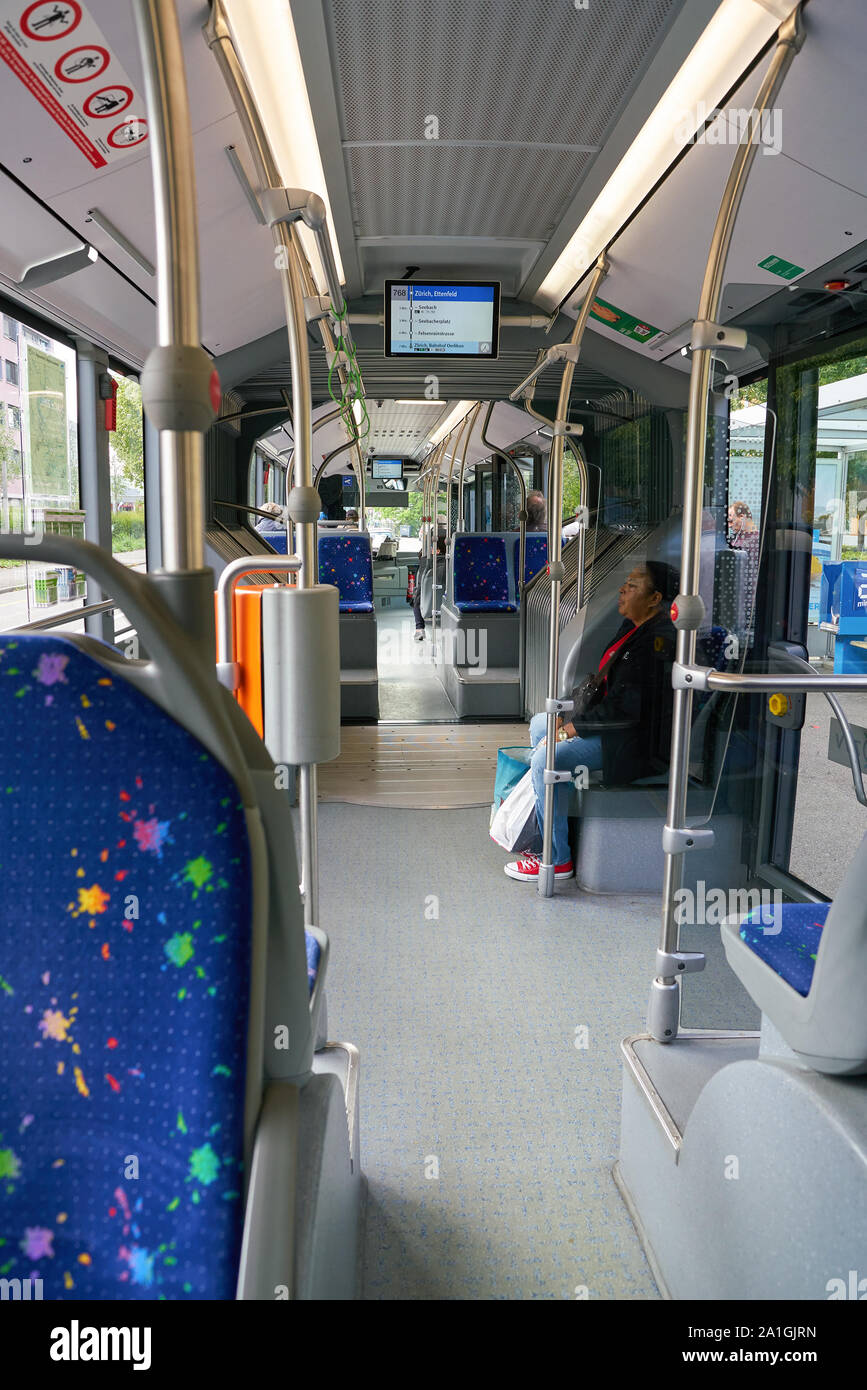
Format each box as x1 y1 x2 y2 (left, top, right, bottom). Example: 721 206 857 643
428 401 477 447
220 0 345 289
536 0 801 312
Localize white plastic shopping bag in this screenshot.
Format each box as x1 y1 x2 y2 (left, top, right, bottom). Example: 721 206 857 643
489 768 538 852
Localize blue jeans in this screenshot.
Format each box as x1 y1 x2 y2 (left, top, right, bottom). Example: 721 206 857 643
529 713 604 866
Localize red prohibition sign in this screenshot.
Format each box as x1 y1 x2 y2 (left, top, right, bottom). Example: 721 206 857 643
20 1 82 41
83 85 133 119
54 44 109 83
107 118 148 150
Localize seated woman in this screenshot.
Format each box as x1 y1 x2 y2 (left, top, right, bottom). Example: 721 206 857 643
504 561 678 882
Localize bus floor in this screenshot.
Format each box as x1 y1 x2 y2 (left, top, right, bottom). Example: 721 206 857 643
376 606 457 721
314 800 661 1300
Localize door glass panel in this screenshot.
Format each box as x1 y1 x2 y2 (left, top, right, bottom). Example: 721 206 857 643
783 341 867 896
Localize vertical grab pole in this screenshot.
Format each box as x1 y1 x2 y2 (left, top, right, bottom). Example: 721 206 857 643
133 0 218 655
205 2 328 930
481 401 528 705
446 406 480 648
429 438 450 664
649 5 804 1039
537 253 608 897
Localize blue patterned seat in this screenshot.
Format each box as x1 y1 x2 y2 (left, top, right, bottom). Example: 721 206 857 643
514 534 548 588
453 536 516 613
0 634 253 1300
263 531 289 554
739 901 829 998
318 535 374 613
305 931 321 994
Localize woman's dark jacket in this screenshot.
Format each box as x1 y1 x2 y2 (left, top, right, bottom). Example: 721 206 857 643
570 610 676 785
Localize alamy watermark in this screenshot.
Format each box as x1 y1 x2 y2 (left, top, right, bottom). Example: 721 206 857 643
673 880 783 934
675 104 783 157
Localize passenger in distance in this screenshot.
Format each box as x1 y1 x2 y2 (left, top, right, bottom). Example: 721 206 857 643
255 501 285 533
504 561 677 882
526 490 547 532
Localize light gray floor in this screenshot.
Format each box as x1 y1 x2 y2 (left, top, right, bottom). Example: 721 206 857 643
376 606 457 721
789 689 867 897
316 802 663 1300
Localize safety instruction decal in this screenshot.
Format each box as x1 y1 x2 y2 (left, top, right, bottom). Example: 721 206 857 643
757 253 805 281
0 2 148 169
588 296 661 343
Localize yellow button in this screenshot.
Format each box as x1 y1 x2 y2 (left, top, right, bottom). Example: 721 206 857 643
768 693 788 717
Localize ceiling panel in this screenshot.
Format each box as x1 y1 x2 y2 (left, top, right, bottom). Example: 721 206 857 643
558 0 867 370
322 0 687 287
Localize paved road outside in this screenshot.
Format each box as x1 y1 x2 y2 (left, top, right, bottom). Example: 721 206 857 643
0 550 145 634
789 685 867 898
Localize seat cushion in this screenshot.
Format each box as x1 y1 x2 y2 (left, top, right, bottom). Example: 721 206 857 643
319 535 374 610
0 635 252 1300
454 599 517 612
305 931 321 994
739 901 830 997
453 536 512 610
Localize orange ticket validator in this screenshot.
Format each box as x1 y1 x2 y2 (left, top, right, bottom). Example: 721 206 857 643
214 585 264 738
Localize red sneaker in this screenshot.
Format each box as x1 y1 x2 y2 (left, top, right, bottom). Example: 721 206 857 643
504 853 574 882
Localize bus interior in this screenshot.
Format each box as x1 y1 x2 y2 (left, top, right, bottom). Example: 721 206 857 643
0 0 866 1313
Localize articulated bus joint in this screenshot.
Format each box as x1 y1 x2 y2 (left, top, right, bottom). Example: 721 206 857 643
661 824 715 854
260 187 326 231
689 320 749 352
216 660 241 693
545 696 574 715
656 949 706 977
672 661 711 692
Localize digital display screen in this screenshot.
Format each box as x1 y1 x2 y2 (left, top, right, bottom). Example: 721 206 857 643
385 280 500 358
371 458 404 478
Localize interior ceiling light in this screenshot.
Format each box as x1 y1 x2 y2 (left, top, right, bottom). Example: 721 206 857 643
536 0 800 312
395 399 447 405
428 402 477 448
221 0 345 291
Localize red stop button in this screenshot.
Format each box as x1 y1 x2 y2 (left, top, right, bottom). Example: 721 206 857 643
209 368 222 415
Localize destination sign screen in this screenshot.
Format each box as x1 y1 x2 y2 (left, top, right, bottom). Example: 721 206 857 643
385 280 500 358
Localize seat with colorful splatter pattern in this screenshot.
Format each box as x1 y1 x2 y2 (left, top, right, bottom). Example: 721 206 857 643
737 902 829 997
452 535 516 612
318 534 374 613
722 826 867 1073
513 533 548 591
0 634 258 1298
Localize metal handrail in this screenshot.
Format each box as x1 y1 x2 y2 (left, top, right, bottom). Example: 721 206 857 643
532 251 609 897
133 0 205 573
479 400 529 704
650 3 806 1042
19 599 116 632
215 555 302 693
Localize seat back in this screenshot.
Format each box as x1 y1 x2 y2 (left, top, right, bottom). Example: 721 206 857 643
264 531 289 554
318 534 374 613
514 533 548 588
452 534 515 612
0 634 254 1298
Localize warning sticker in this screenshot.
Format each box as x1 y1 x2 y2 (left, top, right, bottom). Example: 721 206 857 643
0 1 148 169
588 296 661 344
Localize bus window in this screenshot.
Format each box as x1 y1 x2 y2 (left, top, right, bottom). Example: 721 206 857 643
0 311 80 632
773 339 867 898
109 370 145 653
